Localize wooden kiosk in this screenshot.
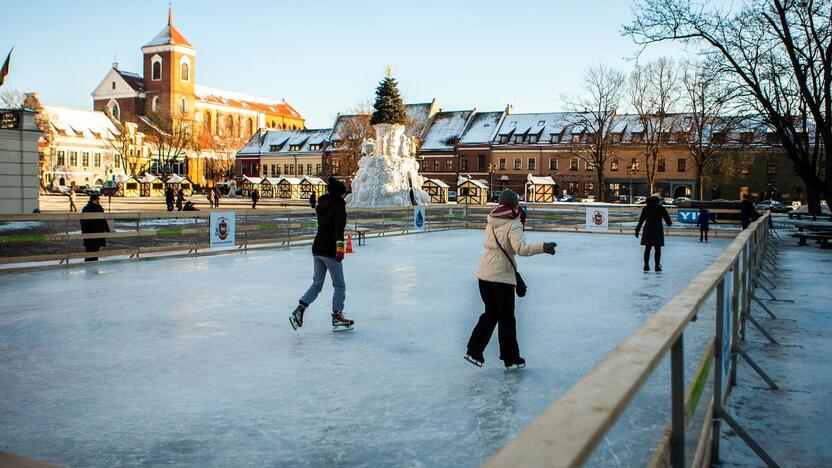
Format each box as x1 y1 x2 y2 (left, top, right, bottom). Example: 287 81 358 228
260 177 281 198
240 176 262 198
457 176 488 205
422 178 449 204
525 174 557 203
277 177 302 199
115 174 140 197
300 176 326 200
137 174 164 197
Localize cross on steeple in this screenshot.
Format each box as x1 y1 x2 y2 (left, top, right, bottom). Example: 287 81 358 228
168 3 173 26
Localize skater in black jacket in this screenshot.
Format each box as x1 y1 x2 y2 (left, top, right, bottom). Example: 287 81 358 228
635 195 673 272
80 195 110 262
289 177 355 332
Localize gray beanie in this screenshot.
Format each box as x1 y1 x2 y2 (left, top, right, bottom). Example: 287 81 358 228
498 189 519 208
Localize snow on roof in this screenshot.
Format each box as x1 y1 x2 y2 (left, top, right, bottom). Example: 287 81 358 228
44 106 118 139
194 85 302 119
261 177 282 184
458 176 488 189
328 114 367 141
113 174 134 183
493 113 575 143
143 10 193 48
421 110 474 151
242 176 262 184
166 174 193 184
136 174 159 183
423 178 449 188
405 103 433 138
302 176 325 185
116 70 145 93
237 128 330 156
527 174 556 185
279 177 302 185
459 111 504 144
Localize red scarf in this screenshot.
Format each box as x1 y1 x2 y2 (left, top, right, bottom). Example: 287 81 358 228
490 204 526 225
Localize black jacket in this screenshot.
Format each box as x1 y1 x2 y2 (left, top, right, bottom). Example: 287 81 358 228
740 199 757 225
636 198 672 246
80 202 110 248
311 194 346 258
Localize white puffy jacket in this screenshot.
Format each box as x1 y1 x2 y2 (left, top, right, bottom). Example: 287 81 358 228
476 215 545 285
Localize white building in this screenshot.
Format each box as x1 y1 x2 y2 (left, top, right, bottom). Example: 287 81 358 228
0 108 41 214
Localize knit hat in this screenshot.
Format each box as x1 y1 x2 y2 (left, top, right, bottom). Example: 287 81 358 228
498 189 519 208
327 177 347 196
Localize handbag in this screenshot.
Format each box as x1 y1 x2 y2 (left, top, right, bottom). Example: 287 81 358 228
491 226 527 297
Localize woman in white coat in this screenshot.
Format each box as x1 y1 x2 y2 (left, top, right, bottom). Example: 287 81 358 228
465 190 556 369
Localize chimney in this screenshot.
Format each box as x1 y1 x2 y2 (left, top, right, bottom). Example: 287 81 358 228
505 104 515 115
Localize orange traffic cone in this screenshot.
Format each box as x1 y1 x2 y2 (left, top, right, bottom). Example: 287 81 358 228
345 235 354 253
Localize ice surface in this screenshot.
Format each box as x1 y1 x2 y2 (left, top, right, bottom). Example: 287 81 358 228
0 231 729 466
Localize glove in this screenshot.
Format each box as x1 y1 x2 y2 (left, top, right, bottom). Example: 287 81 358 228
543 242 557 255
635 228 640 238
335 241 345 263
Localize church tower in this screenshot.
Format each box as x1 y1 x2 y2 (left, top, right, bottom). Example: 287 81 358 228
141 7 195 118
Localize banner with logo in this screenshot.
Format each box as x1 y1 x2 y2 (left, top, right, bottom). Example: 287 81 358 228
210 212 236 248
677 209 700 223
413 206 426 231
585 207 608 230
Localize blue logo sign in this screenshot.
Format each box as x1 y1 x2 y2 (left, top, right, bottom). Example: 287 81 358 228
415 210 424 228
677 209 700 223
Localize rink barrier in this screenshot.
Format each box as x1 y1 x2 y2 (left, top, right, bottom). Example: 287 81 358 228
486 213 778 468
0 205 740 269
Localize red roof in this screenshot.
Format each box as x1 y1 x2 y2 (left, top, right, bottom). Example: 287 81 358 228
116 70 145 92
194 85 303 120
143 8 193 48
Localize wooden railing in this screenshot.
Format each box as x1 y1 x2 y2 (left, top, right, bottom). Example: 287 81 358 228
486 213 776 468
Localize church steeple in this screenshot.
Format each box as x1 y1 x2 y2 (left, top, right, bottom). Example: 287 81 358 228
168 6 172 26
142 6 193 49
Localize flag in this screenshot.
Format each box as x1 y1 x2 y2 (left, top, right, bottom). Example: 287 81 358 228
0 48 13 87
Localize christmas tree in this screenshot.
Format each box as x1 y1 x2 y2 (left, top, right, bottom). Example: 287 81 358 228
370 71 408 126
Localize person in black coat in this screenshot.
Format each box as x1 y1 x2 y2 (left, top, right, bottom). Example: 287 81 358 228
636 195 673 272
176 188 185 211
697 207 711 242
251 189 260 209
80 195 110 262
309 191 317 209
289 177 354 332
739 193 757 229
164 186 175 211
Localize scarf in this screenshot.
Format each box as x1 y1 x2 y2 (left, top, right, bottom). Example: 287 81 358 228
490 204 526 225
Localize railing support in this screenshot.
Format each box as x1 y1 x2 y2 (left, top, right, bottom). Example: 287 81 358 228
670 333 685 468
717 409 780 468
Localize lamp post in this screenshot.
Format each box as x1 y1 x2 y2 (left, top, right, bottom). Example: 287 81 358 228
488 163 496 202
628 160 638 204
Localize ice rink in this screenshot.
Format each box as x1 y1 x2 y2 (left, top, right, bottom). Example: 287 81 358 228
0 230 729 467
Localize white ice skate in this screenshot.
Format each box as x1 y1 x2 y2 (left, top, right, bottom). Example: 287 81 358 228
331 312 354 332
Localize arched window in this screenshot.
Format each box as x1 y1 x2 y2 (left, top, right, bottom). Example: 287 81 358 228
226 114 234 135
180 97 188 114
247 118 254 136
204 112 212 134
108 99 120 120
151 96 159 112
180 57 190 82
151 54 162 81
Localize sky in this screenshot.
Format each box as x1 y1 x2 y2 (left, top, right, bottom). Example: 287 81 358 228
1 0 693 128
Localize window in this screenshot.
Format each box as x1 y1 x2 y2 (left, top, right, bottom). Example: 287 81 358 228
180 97 188 114
740 132 754 144
151 55 162 81
316 164 321 174
180 61 190 81
584 182 594 194
741 163 750 175
549 158 558 170
284 164 290 175
499 135 510 144
538 120 545 126
150 96 159 112
630 158 639 171
551 133 560 143
203 111 211 133
766 132 780 145
662 133 672 144
108 100 120 120
446 160 453 172
69 151 78 166
528 134 539 144
262 165 268 176
271 164 278 175
513 158 521 170
569 157 579 171
611 133 621 143
331 160 340 174
477 154 485 171
586 161 595 172
269 145 280 152
632 132 644 144
528 158 536 171
309 144 322 151
433 160 440 172
94 153 101 167
514 134 524 144
499 158 506 170
767 164 777 175
571 133 581 143
298 164 304 175
289 145 301 151
307 164 313 174
111 81 116 90
677 158 686 172
57 151 65 166
610 157 619 171
711 132 726 144
658 158 666 172
460 156 468 171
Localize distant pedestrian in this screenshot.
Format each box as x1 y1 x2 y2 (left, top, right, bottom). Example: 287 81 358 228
80 194 110 262
289 177 355 332
206 187 214 208
251 189 260 209
465 189 557 370
164 186 175 211
213 186 221 208
697 207 711 242
176 188 185 211
68 189 77 212
739 193 758 229
309 191 317 209
635 194 673 272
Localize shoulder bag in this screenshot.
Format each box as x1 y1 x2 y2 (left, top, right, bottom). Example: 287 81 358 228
491 226 527 297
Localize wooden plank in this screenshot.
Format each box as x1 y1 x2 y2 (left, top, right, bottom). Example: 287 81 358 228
485 215 767 468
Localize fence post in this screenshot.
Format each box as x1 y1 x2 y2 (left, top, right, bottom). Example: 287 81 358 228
712 277 726 462
670 333 685 468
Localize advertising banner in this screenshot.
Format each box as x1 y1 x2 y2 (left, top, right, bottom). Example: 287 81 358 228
413 206 426 231
210 212 236 248
677 209 700 223
585 207 609 230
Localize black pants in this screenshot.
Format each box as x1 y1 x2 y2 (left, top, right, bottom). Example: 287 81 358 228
643 245 661 267
467 279 519 363
85 245 100 262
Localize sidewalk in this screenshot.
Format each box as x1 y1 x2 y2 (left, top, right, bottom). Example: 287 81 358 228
719 238 832 466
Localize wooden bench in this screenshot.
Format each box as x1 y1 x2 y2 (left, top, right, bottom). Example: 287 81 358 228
347 227 369 246
791 231 832 248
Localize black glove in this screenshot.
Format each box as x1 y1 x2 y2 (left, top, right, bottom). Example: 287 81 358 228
635 228 640 238
543 242 557 255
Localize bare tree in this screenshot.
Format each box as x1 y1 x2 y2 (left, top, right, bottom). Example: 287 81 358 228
107 118 150 177
1 88 24 108
22 93 56 189
629 57 683 195
335 104 374 177
681 60 743 199
563 64 627 201
141 110 198 177
625 0 832 212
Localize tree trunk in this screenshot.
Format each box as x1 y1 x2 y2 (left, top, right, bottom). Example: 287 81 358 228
695 163 704 200
806 183 823 215
596 172 605 202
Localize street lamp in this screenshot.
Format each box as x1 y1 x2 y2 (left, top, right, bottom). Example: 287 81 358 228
488 163 496 202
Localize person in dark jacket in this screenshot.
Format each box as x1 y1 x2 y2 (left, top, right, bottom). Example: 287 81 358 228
739 193 757 229
164 186 175 211
251 189 260 209
176 188 185 211
635 195 673 272
697 207 711 242
309 191 317 209
213 186 221 208
290 177 355 332
80 195 110 262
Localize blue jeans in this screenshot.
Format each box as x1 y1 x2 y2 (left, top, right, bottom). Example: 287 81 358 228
300 256 346 312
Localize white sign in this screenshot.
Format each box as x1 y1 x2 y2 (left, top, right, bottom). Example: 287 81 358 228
585 207 609 230
413 206 426 231
210 212 236 248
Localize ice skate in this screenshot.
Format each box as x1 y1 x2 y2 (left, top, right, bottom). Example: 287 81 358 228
655 264 662 273
465 350 484 368
643 263 650 272
504 357 526 370
289 303 306 331
331 312 354 331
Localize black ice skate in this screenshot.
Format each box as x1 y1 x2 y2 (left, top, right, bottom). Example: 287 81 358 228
504 358 526 370
465 350 484 368
289 303 306 331
643 263 650 272
655 264 663 273
331 312 354 331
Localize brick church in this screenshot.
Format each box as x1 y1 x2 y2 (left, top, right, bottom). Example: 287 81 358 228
90 8 305 183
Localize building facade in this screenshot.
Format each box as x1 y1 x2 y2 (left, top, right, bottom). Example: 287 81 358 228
0 108 41 214
236 128 330 179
